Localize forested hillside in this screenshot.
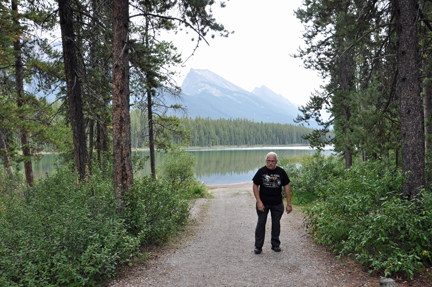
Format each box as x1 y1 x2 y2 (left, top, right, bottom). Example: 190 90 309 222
130 112 311 148
180 117 311 147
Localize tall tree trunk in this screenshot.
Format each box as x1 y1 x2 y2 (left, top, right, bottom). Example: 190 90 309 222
113 0 132 202
395 0 425 198
145 17 156 180
338 36 354 169
96 118 109 165
12 0 33 186
147 89 156 179
88 119 94 172
96 120 101 164
87 0 98 174
58 0 88 180
423 65 432 153
0 129 13 175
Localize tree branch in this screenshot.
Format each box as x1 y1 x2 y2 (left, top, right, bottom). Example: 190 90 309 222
335 23 392 60
129 9 210 46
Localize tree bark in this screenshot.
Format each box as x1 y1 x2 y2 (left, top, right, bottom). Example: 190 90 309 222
113 0 133 202
58 0 88 180
395 0 425 197
0 129 13 175
12 0 33 186
423 66 432 153
145 17 156 180
88 119 94 172
96 120 101 164
96 119 109 166
338 36 354 169
147 89 156 179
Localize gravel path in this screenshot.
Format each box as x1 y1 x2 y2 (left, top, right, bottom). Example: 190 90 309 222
105 182 394 287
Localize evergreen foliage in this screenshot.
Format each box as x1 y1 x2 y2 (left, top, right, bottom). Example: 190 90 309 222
180 117 311 147
294 0 430 195
294 1 401 166
130 114 313 148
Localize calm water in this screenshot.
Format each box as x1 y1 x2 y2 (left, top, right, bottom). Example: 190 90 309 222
16 147 332 185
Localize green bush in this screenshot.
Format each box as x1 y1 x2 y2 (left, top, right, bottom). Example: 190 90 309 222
0 167 138 286
160 147 196 185
303 160 432 279
0 169 24 196
280 153 344 205
159 147 207 199
179 180 207 199
0 159 194 286
124 176 190 245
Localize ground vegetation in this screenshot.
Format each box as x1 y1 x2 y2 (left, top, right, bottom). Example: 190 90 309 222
0 150 205 286
281 153 432 280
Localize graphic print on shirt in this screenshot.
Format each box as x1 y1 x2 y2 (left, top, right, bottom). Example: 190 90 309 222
262 174 281 188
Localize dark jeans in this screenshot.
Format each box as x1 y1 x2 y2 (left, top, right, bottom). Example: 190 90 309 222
255 202 284 248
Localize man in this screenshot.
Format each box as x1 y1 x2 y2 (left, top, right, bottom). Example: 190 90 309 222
252 152 292 254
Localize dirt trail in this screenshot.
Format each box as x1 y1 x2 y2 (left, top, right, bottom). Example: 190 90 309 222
106 182 387 286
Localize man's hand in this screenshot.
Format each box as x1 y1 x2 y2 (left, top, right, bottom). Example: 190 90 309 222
253 184 265 212
284 185 292 214
257 201 265 212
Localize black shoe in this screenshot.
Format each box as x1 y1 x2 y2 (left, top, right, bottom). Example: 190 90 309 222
254 247 262 254
271 246 281 252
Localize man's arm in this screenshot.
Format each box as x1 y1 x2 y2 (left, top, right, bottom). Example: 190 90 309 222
253 184 264 212
284 184 292 214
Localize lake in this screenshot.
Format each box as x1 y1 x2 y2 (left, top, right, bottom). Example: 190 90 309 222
20 147 333 185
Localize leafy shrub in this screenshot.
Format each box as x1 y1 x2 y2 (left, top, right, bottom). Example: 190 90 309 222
280 153 344 205
0 159 193 286
179 180 207 199
124 176 190 245
0 167 138 286
0 169 24 195
304 160 432 279
158 147 207 199
160 147 196 185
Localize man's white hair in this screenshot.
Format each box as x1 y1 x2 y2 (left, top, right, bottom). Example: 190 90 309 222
265 152 278 161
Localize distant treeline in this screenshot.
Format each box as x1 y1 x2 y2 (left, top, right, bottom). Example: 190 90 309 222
180 117 311 147
131 110 312 148
131 113 311 148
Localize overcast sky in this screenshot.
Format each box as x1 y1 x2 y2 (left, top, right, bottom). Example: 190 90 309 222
165 0 324 107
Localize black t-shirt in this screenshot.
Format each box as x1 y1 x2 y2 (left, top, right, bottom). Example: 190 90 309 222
252 166 290 206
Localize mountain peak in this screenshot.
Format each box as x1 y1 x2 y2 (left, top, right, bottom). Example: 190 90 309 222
252 85 271 93
252 85 296 108
169 69 300 124
181 69 246 96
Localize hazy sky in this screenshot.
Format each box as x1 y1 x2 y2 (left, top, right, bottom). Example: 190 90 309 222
166 0 323 107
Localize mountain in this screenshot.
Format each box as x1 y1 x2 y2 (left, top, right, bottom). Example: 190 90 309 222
168 69 301 125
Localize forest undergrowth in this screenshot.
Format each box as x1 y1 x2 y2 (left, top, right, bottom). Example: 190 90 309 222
0 150 206 286
281 153 432 280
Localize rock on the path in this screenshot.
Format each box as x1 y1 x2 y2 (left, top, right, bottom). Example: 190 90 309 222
380 277 399 287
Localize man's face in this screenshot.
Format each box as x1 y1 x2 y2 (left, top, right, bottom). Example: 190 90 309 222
266 155 277 170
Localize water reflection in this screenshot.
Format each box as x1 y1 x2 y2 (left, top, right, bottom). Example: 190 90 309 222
12 147 332 185
187 148 330 185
